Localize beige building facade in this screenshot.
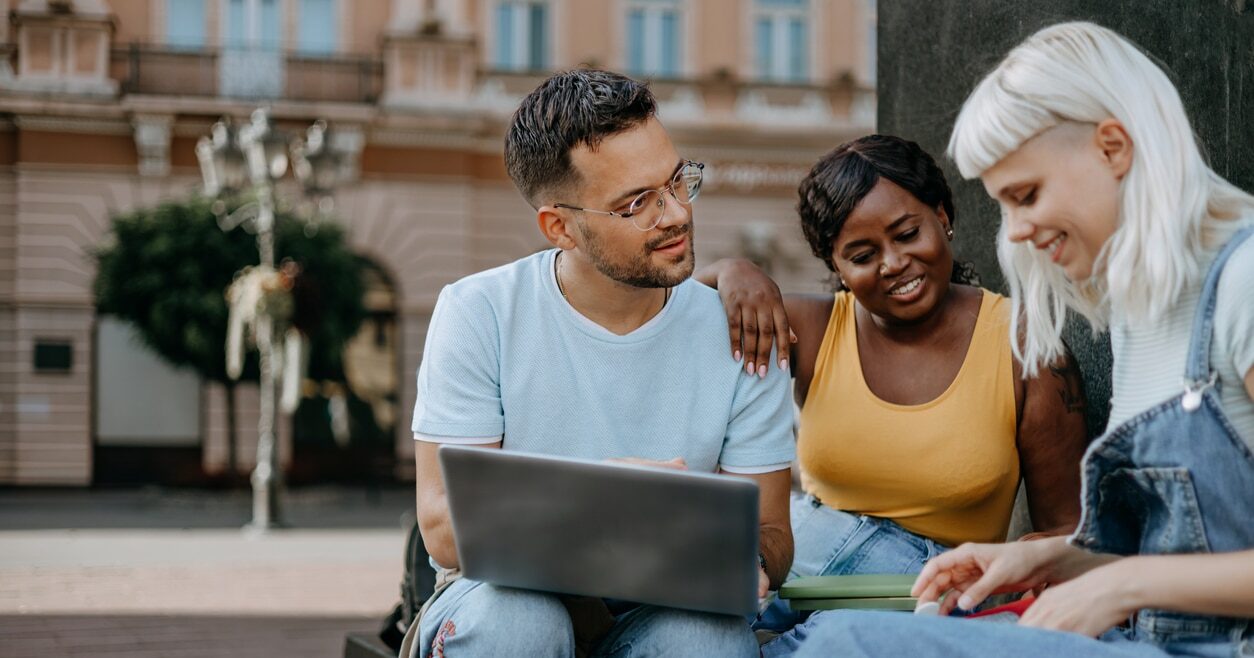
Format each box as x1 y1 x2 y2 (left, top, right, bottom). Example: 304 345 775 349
0 0 875 486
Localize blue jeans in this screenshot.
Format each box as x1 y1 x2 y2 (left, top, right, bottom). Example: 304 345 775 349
790 610 1252 658
758 493 948 656
417 576 758 657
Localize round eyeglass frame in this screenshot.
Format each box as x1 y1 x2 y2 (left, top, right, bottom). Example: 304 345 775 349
553 160 705 231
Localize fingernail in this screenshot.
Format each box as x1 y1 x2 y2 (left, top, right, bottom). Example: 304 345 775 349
758 364 767 378
958 596 973 611
913 601 941 616
733 350 741 362
746 361 755 375
779 358 789 371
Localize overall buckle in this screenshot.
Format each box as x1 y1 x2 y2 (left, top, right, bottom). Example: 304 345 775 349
1181 372 1218 412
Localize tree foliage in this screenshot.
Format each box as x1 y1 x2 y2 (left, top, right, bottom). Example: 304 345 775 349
93 197 366 385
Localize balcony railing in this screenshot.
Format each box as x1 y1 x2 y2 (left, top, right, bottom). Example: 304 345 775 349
112 45 383 104
285 53 382 104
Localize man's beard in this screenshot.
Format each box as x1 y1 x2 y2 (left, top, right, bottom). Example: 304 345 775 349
578 222 695 289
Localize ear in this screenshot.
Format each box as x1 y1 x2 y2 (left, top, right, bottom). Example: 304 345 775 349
537 205 579 250
935 203 952 236
1094 118 1134 181
831 262 846 289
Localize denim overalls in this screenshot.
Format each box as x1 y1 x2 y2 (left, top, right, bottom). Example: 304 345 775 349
1070 225 1254 652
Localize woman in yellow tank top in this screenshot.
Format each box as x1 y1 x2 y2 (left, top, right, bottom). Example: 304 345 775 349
697 135 1089 654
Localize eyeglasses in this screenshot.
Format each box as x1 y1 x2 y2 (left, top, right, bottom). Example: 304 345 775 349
554 160 705 231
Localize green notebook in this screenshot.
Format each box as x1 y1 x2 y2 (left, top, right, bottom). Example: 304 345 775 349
779 574 918 601
789 596 918 612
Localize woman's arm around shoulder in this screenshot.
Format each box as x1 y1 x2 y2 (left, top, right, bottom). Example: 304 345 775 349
694 258 792 376
694 258 833 382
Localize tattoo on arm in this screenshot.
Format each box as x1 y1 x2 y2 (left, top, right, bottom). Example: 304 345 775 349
1049 361 1086 415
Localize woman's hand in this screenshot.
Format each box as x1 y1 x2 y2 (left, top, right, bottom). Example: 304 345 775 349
912 540 1059 614
710 259 794 377
1018 558 1138 637
912 536 1113 614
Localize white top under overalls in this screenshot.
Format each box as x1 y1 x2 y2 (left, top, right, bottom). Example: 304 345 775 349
1108 219 1254 450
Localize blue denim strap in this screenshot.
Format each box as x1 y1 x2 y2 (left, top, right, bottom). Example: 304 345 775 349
1183 225 1254 386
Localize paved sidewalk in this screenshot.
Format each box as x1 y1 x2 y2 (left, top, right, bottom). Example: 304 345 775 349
0 487 411 658
0 614 382 658
0 485 415 530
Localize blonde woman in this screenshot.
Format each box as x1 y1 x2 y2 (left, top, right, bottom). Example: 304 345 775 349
792 21 1254 658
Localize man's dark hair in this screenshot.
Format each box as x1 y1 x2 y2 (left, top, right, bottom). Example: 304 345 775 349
505 69 657 208
797 134 974 285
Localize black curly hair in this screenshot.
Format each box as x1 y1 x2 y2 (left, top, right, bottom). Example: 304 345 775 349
797 134 979 288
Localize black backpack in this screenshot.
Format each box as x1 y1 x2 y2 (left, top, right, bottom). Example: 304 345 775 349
379 519 437 652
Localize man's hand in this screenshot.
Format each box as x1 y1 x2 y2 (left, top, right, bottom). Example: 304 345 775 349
607 457 688 470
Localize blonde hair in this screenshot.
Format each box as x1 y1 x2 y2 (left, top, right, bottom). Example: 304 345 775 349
948 21 1254 375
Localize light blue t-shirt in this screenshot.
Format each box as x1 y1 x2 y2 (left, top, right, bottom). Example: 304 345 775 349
411 249 796 473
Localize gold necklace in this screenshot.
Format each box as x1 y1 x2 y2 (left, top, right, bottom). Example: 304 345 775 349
554 251 671 305
555 251 569 298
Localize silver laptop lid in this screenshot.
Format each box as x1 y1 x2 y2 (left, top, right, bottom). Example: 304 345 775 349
439 445 760 617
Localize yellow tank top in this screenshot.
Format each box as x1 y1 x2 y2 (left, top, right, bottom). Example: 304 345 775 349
797 290 1019 547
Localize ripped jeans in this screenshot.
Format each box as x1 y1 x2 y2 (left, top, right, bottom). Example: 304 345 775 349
416 576 758 658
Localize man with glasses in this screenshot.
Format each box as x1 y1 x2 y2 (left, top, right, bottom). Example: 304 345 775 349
409 69 794 658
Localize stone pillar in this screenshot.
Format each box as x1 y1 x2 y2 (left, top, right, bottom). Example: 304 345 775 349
131 114 172 178
330 123 365 183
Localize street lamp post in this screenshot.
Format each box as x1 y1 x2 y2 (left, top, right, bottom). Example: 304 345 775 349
196 108 344 532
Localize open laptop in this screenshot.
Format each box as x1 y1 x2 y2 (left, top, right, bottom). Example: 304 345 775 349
438 444 760 617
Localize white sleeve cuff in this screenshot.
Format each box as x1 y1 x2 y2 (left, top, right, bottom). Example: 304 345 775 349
413 432 503 445
719 462 791 475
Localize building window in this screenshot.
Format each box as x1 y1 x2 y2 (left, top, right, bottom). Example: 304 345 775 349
225 0 282 51
494 1 549 71
626 0 682 79
220 0 284 98
753 0 808 83
166 0 207 49
297 0 337 55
